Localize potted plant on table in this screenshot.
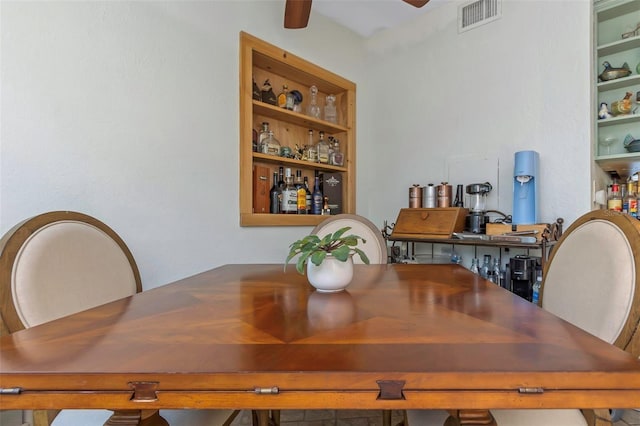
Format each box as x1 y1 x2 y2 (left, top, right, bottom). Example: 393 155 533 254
285 226 370 292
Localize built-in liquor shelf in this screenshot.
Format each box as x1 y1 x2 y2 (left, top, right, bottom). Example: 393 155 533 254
240 32 356 226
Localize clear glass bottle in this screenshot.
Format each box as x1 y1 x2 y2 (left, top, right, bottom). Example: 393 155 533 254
316 131 329 164
265 130 281 157
306 129 318 163
607 183 622 211
269 172 281 214
470 258 479 275
307 85 321 119
280 168 297 214
258 122 270 154
480 254 492 279
331 139 344 166
492 258 501 285
324 94 337 123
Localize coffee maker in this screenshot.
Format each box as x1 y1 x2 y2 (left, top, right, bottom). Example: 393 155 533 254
465 182 492 234
509 255 538 301
513 150 539 225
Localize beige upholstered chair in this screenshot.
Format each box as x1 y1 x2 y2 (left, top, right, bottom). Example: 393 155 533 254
407 210 640 426
312 214 388 264
262 214 389 426
0 211 237 426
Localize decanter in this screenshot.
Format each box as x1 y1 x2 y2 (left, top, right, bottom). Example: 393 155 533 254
307 85 321 119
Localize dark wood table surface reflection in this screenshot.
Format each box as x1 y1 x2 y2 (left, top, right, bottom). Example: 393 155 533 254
1 264 639 426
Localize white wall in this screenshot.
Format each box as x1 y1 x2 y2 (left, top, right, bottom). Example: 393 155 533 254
357 0 592 232
1 0 592 288
0 1 365 288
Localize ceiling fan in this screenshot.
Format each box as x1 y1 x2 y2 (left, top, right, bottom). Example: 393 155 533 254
284 0 430 29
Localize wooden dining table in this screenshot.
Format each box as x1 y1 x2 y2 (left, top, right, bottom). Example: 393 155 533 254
1 263 639 426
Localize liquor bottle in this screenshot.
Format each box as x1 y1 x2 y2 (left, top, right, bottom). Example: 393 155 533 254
303 176 312 214
307 85 321 119
306 129 318 163
317 131 329 164
311 174 323 215
277 84 289 109
324 94 337 123
470 258 479 275
277 166 285 189
625 181 638 219
265 130 281 156
330 139 344 166
532 266 542 305
295 170 307 214
607 183 622 212
281 168 297 214
491 258 501 285
258 122 270 154
480 254 492 279
286 89 295 111
252 128 258 153
453 185 464 207
269 172 281 214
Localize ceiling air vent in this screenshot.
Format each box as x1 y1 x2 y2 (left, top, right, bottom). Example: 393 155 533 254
458 0 502 33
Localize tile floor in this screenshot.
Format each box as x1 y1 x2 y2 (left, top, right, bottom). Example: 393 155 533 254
229 409 640 425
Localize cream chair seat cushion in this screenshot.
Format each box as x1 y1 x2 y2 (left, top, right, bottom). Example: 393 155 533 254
311 214 387 264
491 409 588 426
406 409 587 425
12 220 138 328
542 219 635 344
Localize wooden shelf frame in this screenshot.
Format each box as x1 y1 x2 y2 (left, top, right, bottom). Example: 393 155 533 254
239 32 356 226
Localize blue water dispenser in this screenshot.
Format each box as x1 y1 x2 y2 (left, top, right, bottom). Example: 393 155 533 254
513 151 539 225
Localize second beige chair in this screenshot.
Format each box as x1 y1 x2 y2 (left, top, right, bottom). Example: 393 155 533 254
406 209 640 426
0 211 237 426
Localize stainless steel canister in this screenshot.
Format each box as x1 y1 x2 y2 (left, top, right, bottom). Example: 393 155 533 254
425 184 437 208
437 182 452 207
409 184 424 208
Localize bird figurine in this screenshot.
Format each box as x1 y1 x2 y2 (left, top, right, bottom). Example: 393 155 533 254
598 61 632 81
598 102 612 119
611 92 633 116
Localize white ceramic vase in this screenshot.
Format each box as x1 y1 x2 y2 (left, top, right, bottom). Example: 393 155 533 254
306 254 354 292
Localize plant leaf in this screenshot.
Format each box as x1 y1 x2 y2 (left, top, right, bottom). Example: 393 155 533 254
310 250 327 266
331 226 351 240
353 247 370 264
332 244 351 261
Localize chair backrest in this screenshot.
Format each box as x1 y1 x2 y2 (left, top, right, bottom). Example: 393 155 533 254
0 211 141 333
541 210 640 354
311 214 387 264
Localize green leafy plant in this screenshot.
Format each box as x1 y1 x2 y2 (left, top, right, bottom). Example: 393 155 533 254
285 226 370 274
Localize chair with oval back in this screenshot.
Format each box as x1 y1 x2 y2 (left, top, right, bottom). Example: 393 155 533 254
406 209 640 426
311 214 388 264
0 211 238 426
263 214 389 426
